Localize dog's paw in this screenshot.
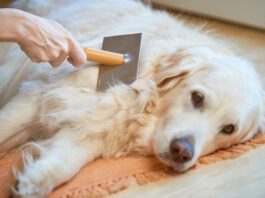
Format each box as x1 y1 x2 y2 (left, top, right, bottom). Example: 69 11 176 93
9 187 21 198
11 167 51 198
8 186 30 198
10 178 50 198
9 185 46 198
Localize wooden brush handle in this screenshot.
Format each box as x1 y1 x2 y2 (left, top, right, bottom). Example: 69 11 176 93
83 47 124 66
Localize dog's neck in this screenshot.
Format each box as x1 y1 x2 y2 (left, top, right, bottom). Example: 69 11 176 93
99 84 158 158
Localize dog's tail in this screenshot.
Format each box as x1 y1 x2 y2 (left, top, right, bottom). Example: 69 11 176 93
0 43 33 107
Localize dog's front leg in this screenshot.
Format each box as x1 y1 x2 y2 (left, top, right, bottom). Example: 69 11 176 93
11 129 102 198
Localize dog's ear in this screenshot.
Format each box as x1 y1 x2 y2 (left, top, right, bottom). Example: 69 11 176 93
131 79 158 115
154 51 193 94
131 50 201 113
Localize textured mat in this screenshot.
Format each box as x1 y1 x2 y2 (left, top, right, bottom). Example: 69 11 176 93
0 134 264 198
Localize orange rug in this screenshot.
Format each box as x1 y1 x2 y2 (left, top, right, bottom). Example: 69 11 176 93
0 134 265 198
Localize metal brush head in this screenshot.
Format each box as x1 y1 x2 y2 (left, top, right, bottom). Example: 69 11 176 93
97 33 142 91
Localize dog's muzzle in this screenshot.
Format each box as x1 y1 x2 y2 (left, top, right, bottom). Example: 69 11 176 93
169 137 194 163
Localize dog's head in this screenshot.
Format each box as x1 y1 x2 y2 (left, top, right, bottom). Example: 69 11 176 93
136 47 264 172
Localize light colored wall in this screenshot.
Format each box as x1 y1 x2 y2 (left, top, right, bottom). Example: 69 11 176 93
152 0 265 30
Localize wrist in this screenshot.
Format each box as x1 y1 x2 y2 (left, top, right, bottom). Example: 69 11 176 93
0 9 30 43
10 9 31 43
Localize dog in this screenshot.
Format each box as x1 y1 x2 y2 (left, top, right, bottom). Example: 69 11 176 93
0 0 264 197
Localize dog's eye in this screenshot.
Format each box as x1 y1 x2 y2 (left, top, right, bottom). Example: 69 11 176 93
220 124 236 135
191 91 204 108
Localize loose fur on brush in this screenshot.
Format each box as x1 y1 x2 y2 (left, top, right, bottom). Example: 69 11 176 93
0 0 264 197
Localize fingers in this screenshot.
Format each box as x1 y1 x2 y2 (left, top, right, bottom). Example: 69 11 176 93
67 39 87 67
49 50 67 67
50 43 86 68
46 38 86 68
50 37 86 68
45 41 86 68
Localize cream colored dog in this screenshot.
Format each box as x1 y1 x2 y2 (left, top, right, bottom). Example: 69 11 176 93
0 0 264 197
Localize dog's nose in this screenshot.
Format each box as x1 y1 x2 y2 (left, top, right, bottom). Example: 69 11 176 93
170 137 194 163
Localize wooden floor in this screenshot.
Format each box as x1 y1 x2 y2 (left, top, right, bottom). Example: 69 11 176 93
111 7 265 198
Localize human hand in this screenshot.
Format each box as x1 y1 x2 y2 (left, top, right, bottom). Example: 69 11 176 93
9 9 86 67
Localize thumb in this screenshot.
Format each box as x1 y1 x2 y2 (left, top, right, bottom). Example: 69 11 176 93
68 40 86 67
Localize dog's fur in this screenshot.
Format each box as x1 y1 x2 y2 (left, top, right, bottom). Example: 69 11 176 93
0 0 264 197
